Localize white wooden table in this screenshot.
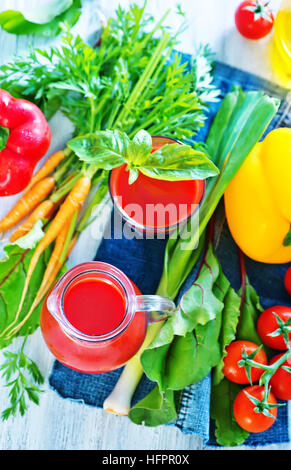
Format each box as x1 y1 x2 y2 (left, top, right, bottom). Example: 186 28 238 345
0 0 290 451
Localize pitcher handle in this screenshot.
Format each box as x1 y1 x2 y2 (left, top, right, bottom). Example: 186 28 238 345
135 295 176 323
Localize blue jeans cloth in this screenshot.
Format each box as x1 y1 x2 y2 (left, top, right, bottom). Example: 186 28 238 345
49 58 291 447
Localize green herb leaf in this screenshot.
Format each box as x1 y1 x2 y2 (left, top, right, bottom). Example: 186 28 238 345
139 143 219 181
68 130 130 169
0 0 81 37
69 129 218 183
1 336 44 421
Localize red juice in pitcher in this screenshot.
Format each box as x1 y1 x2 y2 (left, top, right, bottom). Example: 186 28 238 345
41 262 175 374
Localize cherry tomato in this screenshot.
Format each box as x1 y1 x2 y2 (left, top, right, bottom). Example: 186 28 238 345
223 340 267 384
235 1 274 40
269 353 291 401
284 267 291 296
233 385 277 433
257 306 291 350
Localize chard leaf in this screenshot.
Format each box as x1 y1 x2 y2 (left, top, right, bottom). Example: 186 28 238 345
210 378 249 447
0 0 81 37
212 287 241 386
141 243 225 391
129 386 178 427
0 245 51 349
236 276 264 345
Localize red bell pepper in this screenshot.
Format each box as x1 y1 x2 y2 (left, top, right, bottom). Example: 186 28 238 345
0 90 51 196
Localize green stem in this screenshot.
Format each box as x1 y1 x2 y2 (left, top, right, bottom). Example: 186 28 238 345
113 32 171 128
59 211 79 265
50 173 82 203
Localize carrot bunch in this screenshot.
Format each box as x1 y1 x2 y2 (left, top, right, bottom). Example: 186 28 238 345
0 149 94 341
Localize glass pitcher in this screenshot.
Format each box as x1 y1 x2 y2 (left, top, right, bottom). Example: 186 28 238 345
272 0 291 88
40 261 176 374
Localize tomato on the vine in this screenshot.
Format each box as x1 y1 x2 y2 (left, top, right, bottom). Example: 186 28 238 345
233 385 277 433
284 267 291 296
269 353 291 401
235 1 274 40
257 305 291 350
223 340 267 384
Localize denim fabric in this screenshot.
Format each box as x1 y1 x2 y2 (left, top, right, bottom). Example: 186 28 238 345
49 57 291 447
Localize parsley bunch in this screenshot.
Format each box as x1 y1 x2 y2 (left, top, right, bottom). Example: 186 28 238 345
0 3 218 139
1 335 44 420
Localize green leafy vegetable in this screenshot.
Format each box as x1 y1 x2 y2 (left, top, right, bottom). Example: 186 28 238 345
0 0 81 37
11 220 45 250
156 87 280 300
0 5 218 138
1 335 44 420
129 386 180 427
68 129 219 184
210 378 249 447
0 243 53 349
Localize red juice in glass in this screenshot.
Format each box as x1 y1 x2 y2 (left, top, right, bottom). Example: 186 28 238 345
109 136 205 234
41 262 175 374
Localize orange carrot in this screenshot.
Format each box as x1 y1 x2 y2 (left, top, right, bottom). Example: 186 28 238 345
25 150 66 192
0 177 55 233
6 235 78 340
0 176 91 339
9 200 56 242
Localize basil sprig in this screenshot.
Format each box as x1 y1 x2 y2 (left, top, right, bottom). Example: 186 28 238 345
68 129 219 184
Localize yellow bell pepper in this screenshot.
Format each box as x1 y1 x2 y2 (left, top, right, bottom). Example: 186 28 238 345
224 127 291 264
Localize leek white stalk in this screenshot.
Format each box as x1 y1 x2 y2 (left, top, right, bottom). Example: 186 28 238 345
103 322 163 415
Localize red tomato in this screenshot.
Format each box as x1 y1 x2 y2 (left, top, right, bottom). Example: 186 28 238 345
284 267 291 296
233 385 277 433
257 306 291 350
269 353 291 401
235 1 274 40
223 340 267 384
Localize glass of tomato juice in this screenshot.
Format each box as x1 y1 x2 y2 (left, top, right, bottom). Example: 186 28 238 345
109 136 205 235
40 261 176 374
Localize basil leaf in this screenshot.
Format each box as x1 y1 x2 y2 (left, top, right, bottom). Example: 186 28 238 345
0 0 81 37
127 130 152 165
70 129 218 182
68 130 130 169
139 143 219 181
